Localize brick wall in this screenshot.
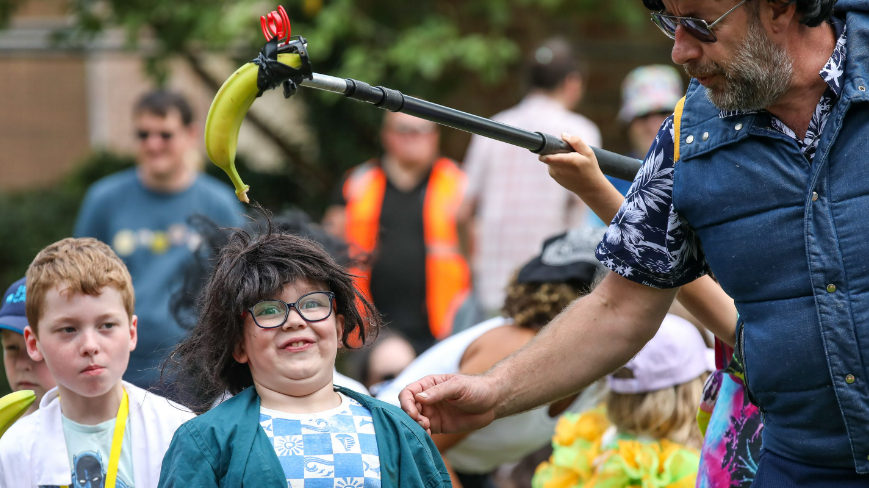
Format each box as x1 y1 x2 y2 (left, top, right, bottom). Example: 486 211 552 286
0 55 90 190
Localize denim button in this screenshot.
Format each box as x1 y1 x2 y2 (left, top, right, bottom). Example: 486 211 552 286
812 192 819 202
735 123 744 131
702 132 709 141
846 374 856 384
827 283 837 293
686 135 695 144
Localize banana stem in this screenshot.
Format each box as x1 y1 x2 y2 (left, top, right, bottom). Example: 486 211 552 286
228 174 251 203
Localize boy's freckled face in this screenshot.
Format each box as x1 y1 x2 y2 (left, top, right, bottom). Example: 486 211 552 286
2 330 56 406
235 279 344 395
26 286 137 399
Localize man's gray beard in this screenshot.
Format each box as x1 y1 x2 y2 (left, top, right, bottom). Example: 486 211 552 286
692 19 794 112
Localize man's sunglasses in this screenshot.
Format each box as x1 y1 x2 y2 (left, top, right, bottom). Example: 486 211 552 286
651 0 748 43
136 130 174 141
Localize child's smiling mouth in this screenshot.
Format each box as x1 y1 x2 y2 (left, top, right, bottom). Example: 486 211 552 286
279 337 315 352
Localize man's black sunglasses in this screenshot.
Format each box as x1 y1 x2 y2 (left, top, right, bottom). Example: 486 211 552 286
651 0 748 43
136 130 174 141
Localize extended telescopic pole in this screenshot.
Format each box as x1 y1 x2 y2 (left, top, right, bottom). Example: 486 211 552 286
298 73 643 182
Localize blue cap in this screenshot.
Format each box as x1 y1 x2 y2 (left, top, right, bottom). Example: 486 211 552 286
0 278 27 335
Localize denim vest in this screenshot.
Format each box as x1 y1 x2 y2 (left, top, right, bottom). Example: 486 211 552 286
672 9 869 472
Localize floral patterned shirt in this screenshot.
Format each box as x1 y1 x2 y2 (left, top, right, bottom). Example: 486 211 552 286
595 21 847 289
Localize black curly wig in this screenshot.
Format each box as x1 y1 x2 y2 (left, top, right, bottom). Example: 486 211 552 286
163 213 380 413
641 0 838 27
169 210 352 331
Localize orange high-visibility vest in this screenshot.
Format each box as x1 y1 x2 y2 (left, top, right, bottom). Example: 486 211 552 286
343 158 470 339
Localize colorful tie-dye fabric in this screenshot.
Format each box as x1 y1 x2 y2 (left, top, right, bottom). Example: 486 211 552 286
697 341 763 488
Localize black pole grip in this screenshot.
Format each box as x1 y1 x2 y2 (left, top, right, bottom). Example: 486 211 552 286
343 79 384 105
534 131 642 182
590 148 643 183
340 79 643 182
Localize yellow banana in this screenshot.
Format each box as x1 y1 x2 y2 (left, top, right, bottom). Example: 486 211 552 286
205 53 302 203
0 390 35 437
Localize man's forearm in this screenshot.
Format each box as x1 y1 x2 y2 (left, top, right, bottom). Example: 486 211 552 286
485 273 678 419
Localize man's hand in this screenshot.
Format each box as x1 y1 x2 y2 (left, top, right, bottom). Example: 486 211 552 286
402 274 676 437
399 374 499 434
540 133 624 223
539 133 605 195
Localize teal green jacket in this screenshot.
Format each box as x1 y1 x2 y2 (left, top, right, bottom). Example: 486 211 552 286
157 386 451 488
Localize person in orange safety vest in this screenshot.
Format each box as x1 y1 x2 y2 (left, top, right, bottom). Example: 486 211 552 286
323 112 470 353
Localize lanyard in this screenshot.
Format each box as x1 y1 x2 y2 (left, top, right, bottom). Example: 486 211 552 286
62 388 129 488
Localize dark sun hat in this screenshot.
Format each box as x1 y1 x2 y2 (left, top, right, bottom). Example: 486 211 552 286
516 227 607 287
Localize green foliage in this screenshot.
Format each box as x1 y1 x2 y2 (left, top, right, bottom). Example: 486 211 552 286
2 0 661 292
0 190 78 285
0 0 661 267
0 151 135 288
0 0 24 27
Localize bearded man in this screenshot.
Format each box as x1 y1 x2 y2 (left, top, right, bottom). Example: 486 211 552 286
399 0 869 484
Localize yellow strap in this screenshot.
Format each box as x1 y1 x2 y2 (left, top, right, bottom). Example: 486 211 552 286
59 388 128 488
673 96 686 162
105 388 129 488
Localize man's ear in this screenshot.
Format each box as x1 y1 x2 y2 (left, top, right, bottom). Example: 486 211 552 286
23 325 43 362
764 0 797 34
128 315 138 352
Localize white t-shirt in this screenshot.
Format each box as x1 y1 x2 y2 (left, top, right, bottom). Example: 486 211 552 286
61 415 135 488
258 393 381 487
0 382 192 488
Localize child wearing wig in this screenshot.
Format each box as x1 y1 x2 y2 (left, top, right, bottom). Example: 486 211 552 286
158 222 451 488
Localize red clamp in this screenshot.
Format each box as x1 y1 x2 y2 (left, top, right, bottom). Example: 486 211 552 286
261 5 291 44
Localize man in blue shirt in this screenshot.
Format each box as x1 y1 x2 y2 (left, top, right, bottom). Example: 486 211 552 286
74 91 243 392
400 1 869 485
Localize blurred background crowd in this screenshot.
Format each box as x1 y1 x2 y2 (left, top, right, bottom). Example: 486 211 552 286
0 1 724 487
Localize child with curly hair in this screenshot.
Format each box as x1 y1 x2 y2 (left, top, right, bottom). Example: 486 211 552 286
157 220 451 488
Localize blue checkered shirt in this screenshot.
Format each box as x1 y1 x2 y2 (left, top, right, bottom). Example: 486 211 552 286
259 394 382 488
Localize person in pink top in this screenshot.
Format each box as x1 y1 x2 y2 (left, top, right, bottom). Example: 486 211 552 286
458 38 602 315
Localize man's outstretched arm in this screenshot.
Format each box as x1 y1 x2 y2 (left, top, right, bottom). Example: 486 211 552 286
400 272 677 434
543 132 736 346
